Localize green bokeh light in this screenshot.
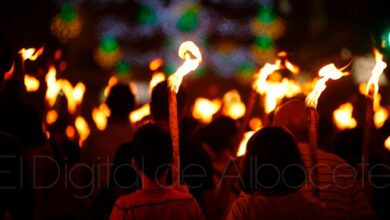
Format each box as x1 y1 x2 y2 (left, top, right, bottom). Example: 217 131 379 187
256 7 276 24
60 3 77 23
137 5 157 25
115 61 131 76
255 36 274 50
100 36 119 54
238 62 256 76
177 8 199 32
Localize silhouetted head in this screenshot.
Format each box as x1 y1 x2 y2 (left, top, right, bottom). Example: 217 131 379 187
0 34 13 83
242 126 306 195
273 99 309 142
333 127 363 166
106 84 136 118
132 123 172 180
150 80 186 123
204 116 238 153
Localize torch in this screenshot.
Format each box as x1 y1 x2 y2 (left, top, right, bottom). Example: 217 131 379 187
17 47 44 93
362 49 387 190
167 41 202 187
305 63 349 198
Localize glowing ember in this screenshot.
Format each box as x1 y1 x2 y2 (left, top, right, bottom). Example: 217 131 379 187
365 49 387 99
18 47 44 61
222 90 246 120
75 116 90 147
237 131 255 157
192 98 221 124
306 64 349 108
333 102 357 130
168 41 202 93
24 74 40 92
149 72 166 93
385 136 390 151
46 110 58 125
129 104 150 124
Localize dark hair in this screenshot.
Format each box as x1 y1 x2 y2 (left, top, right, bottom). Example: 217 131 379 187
273 99 309 142
106 84 135 118
242 126 306 195
204 116 238 153
0 34 13 76
150 80 186 122
133 123 172 180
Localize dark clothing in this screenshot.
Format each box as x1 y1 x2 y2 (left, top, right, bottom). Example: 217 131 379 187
0 131 34 219
0 94 45 148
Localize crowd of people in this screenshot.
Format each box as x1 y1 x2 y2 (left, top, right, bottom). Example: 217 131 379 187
1 33 390 220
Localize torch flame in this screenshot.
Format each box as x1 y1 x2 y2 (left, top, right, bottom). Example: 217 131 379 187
222 90 246 120
385 136 390 152
168 41 202 93
66 125 76 140
129 104 150 124
365 49 387 99
253 63 280 94
237 131 255 157
149 72 166 93
192 98 221 124
359 83 389 129
46 110 58 125
45 66 61 107
306 64 349 108
333 102 357 130
149 58 164 71
24 74 40 92
75 116 90 147
92 103 111 131
19 47 44 61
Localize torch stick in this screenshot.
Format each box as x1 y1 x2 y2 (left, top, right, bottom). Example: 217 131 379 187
307 107 320 198
361 96 373 192
167 41 202 188
168 89 181 187
236 89 257 151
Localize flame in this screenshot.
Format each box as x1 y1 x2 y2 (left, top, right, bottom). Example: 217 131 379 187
333 102 357 130
129 104 150 124
365 49 387 99
24 74 40 92
149 58 164 71
222 90 246 120
374 107 389 129
45 66 61 107
168 41 202 93
19 47 44 61
57 80 86 114
237 131 255 157
360 83 389 128
306 64 349 108
192 98 221 124
4 63 14 81
104 76 119 97
75 116 90 147
385 136 390 152
253 63 280 94
277 51 300 74
149 72 166 93
249 117 263 131
46 110 58 125
66 125 76 140
92 108 108 131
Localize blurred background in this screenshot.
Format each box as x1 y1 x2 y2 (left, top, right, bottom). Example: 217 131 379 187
1 0 390 147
